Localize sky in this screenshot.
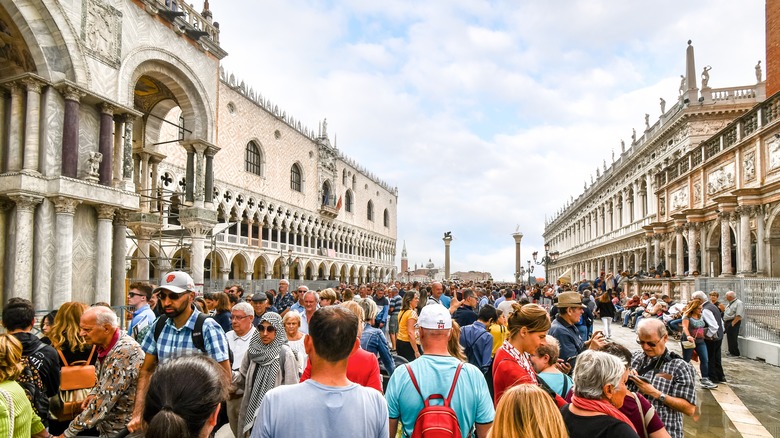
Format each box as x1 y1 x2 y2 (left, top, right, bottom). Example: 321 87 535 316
212 1 765 281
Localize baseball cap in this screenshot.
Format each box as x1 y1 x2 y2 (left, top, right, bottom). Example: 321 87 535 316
154 271 196 294
417 304 452 330
251 293 268 302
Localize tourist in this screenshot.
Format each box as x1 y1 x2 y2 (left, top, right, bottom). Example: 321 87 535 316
276 280 295 317
680 298 717 389
449 320 468 362
234 313 298 435
318 288 338 306
372 285 389 331
127 282 156 338
529 336 573 399
489 308 509 357
143 355 230 438
488 384 569 438
396 291 421 361
282 311 307 375
250 292 271 327
0 334 49 438
225 302 257 437
560 350 639 438
39 310 57 342
694 291 726 384
387 286 402 350
211 292 232 333
595 291 616 339
548 292 606 370
723 291 744 356
426 281 445 306
461 305 497 375
358 298 395 375
453 288 480 327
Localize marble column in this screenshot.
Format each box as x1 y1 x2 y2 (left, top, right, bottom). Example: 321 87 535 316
123 117 134 189
134 228 151 281
675 226 684 277
9 195 42 300
205 150 215 204
111 211 128 307
700 224 710 276
720 212 734 276
94 206 115 303
98 104 114 185
22 79 42 173
443 235 453 280
220 268 230 282
112 115 124 187
756 206 767 275
653 236 660 269
61 87 82 178
185 149 195 203
244 270 253 282
187 225 209 286
7 84 24 172
645 238 652 271
52 196 79 306
0 90 6 172
738 207 753 276
687 224 699 275
512 232 523 282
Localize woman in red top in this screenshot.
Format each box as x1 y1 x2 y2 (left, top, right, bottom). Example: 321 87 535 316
493 303 563 406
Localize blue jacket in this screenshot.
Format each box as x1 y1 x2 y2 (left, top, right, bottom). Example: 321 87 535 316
459 321 493 373
360 323 395 375
549 316 585 369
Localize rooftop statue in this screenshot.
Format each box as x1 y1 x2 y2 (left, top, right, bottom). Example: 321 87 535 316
701 65 712 88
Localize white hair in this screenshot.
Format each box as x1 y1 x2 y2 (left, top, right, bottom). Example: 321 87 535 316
232 302 253 316
691 291 708 302
572 350 625 399
358 297 378 321
93 307 118 328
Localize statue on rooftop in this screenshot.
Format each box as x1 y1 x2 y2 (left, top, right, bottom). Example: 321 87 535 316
756 60 763 83
621 139 625 153
631 128 637 143
678 75 686 96
701 66 712 88
645 114 650 130
660 98 666 114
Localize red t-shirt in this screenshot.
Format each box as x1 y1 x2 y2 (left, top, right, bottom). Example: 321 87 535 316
492 348 566 408
620 392 665 436
300 347 383 393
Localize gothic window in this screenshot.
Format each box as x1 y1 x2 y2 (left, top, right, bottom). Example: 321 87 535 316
367 200 374 221
345 190 354 213
383 209 389 227
245 141 264 176
291 163 302 192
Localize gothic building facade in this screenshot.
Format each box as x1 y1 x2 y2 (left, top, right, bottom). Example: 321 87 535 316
0 0 398 310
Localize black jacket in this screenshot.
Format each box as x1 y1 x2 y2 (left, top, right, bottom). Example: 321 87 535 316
13 331 61 398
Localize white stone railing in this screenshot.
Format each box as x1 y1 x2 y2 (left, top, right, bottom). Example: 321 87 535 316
709 85 757 101
154 0 220 44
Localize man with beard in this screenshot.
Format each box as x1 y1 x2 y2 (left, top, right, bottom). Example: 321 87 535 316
127 271 230 433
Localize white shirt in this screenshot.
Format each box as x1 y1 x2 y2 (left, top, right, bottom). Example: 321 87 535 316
226 326 257 371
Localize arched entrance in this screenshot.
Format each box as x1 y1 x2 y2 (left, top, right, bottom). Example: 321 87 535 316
253 256 268 280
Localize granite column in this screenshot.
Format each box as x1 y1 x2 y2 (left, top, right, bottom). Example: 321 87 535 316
95 206 115 303
22 79 42 173
61 88 82 178
53 197 79 306
112 211 128 306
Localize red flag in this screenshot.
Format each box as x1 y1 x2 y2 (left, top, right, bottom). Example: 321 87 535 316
336 196 343 210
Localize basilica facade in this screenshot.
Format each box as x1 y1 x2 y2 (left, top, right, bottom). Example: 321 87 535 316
0 0 398 311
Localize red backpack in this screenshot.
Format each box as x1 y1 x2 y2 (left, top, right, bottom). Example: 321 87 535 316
406 363 463 438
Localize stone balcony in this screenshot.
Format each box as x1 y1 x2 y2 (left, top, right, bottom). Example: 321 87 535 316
140 0 227 59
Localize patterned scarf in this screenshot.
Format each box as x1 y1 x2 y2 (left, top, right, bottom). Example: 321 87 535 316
243 312 287 433
572 395 638 434
501 339 537 384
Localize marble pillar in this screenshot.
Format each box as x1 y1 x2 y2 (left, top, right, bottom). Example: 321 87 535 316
443 235 453 280
53 197 79 306
134 228 151 281
22 79 42 173
220 268 230 282
675 226 684 277
756 206 766 275
188 227 208 286
7 84 23 172
185 149 195 203
123 117 135 189
95 206 115 303
111 211 128 307
205 151 215 204
0 90 6 172
112 116 124 187
738 207 753 276
720 212 734 276
61 87 82 178
687 224 699 275
512 232 523 282
10 195 42 300
98 105 114 185
653 237 660 269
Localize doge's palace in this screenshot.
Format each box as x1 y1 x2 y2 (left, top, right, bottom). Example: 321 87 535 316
0 0 397 311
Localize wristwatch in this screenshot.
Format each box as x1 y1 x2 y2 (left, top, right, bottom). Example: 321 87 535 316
659 393 667 404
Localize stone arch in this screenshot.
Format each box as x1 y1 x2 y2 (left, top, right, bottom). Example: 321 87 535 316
204 248 228 281
305 259 317 281
229 251 250 280
252 254 271 280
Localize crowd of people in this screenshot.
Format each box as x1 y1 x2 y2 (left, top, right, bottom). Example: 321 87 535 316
0 270 748 438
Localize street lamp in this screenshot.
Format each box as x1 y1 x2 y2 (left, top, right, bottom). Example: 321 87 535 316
532 243 559 285
517 260 534 285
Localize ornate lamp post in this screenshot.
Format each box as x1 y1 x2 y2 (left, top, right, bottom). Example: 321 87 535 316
532 243 559 285
517 260 534 285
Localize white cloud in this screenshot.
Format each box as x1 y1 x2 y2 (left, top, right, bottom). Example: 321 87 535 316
214 1 765 281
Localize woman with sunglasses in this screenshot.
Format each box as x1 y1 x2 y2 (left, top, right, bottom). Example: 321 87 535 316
234 312 298 436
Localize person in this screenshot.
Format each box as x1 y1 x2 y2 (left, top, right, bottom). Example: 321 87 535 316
228 284 245 301
708 291 725 314
225 302 257 437
396 291 421 362
453 288 480 327
560 350 639 438
143 355 230 438
276 280 295 317
300 301 383 392
282 311 307 376
372 286 389 331
680 298 717 389
426 281 445 306
234 312 297 435
358 298 395 375
127 282 156 338
318 288 338 306
250 292 271 327
252 306 389 438
492 303 563 406
56 306 144 438
40 311 57 342
211 292 233 333
598 343 670 438
460 305 497 375
46 302 97 435
723 291 744 356
386 305 494 438
449 320 468 362
629 319 696 438
299 290 319 334
489 308 509 357
529 336 573 399
488 384 569 438
548 292 605 370
128 271 231 433
595 291 616 339
290 286 307 315
694 291 726 384
0 334 49 438
387 286 402 351
2 298 60 426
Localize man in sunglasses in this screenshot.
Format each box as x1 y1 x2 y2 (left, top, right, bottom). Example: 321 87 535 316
629 318 696 438
127 282 156 338
127 271 231 433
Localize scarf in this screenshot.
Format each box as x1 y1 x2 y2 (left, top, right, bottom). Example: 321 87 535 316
501 339 537 384
571 395 638 434
243 312 287 433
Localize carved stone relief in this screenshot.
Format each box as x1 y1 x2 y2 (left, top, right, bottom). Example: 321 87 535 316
707 162 735 195
671 187 689 211
744 150 756 182
693 182 702 203
81 0 123 68
769 137 780 171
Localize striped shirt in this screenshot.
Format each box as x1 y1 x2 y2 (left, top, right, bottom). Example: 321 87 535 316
140 309 229 364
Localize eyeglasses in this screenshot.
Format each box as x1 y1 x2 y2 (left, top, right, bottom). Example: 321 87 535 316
128 292 143 298
258 325 276 334
297 290 307 293
158 292 186 301
636 338 661 348
231 315 252 320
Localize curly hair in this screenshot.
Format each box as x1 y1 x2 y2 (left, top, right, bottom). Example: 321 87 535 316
0 334 24 381
49 302 90 353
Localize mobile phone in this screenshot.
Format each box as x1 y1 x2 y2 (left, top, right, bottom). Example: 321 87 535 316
565 356 577 365
630 375 651 384
456 291 463 300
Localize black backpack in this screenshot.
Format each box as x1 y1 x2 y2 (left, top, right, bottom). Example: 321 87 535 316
17 343 49 425
153 313 234 365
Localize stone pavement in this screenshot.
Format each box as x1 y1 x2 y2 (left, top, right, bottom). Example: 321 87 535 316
605 323 780 437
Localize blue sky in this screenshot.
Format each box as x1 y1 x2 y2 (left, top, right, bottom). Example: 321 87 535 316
214 1 765 281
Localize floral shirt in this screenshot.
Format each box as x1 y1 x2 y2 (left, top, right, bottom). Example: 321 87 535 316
276 292 295 313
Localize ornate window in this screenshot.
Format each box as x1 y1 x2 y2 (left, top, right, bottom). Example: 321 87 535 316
245 141 264 176
345 190 354 212
291 163 302 192
383 209 389 227
367 200 374 221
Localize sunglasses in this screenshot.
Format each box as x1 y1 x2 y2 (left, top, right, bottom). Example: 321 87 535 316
636 338 661 348
258 325 276 333
128 292 143 298
158 292 186 301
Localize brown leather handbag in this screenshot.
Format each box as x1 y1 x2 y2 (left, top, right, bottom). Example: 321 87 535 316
50 346 97 421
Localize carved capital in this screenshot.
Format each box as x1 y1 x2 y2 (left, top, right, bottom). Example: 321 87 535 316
96 205 116 220
20 77 44 94
53 196 80 214
62 86 84 102
10 194 43 212
219 268 231 275
114 209 129 225
100 103 116 116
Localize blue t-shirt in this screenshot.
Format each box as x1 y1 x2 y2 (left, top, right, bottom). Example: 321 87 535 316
252 380 388 438
386 355 495 438
538 371 573 398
